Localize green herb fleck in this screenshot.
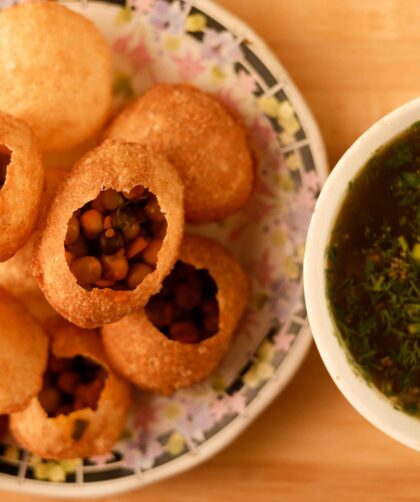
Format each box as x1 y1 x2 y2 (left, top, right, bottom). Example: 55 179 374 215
327 124 420 415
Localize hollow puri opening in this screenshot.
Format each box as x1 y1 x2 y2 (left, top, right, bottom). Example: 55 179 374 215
145 261 220 344
38 354 108 418
64 186 167 291
0 145 11 190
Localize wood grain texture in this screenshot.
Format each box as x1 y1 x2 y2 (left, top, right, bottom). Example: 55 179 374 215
3 0 420 500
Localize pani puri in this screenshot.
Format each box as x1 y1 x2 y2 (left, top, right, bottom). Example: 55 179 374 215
10 319 132 460
0 288 48 414
0 111 44 262
0 2 112 151
104 83 254 223
102 234 249 394
0 166 68 321
33 139 184 328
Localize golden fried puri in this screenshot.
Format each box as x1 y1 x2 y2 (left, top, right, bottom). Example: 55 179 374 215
0 2 112 151
0 234 56 323
10 319 131 460
0 288 48 414
0 111 44 262
105 84 254 223
33 139 184 328
0 166 68 321
102 234 249 394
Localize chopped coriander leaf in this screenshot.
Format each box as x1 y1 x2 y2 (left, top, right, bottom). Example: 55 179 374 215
327 122 420 416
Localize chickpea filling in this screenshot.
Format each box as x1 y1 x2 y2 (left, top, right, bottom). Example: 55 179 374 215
38 354 107 418
145 261 220 344
0 144 11 189
65 187 167 290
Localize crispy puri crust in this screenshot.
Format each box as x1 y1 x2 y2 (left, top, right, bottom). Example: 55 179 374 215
102 234 249 394
0 288 48 414
0 237 57 322
105 83 254 223
0 166 68 321
10 319 132 460
33 139 184 328
0 2 112 151
0 111 44 261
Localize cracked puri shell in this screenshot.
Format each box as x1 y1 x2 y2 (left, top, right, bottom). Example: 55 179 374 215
10 319 132 460
102 234 249 394
32 139 184 328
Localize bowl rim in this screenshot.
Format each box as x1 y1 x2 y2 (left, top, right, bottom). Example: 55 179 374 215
304 96 420 452
0 0 328 497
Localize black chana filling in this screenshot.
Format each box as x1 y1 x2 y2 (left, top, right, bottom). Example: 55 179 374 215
145 261 220 344
38 354 107 418
0 145 11 189
64 186 167 290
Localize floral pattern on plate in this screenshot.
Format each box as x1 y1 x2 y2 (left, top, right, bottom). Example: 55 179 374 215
0 0 326 488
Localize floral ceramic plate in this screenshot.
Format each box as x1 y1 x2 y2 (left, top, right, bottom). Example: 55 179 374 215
0 0 327 497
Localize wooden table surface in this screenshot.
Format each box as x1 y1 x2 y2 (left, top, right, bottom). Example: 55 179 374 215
3 1 420 500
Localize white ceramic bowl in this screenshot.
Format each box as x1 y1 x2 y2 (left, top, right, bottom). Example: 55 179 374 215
304 97 420 451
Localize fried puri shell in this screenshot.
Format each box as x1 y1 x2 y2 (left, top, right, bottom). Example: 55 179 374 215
0 288 48 414
0 2 112 151
105 83 254 223
33 139 184 328
0 111 44 261
102 234 249 394
0 233 56 323
10 319 131 460
0 166 68 321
